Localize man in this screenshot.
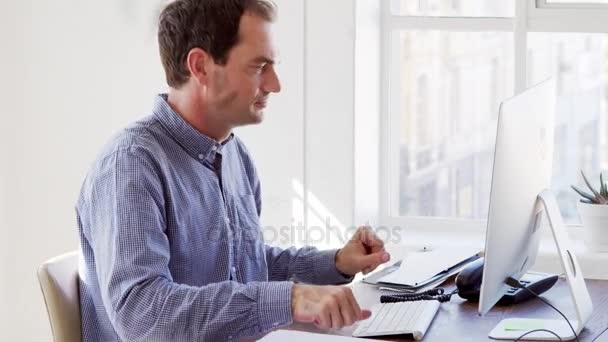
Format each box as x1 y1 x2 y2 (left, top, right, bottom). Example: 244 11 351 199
76 0 391 340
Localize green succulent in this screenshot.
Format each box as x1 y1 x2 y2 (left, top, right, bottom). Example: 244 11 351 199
571 170 608 205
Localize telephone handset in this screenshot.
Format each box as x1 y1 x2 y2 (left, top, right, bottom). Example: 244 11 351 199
379 257 558 305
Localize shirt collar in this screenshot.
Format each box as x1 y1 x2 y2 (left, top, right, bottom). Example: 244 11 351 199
153 94 234 162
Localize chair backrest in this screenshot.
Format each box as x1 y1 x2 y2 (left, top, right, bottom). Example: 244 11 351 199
37 251 81 342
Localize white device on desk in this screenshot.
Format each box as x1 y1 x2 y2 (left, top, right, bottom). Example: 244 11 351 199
352 300 439 340
479 78 593 340
363 247 481 292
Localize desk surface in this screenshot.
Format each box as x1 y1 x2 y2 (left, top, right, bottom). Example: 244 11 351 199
285 279 608 341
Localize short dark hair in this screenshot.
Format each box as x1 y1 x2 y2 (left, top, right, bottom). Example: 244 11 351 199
158 0 277 88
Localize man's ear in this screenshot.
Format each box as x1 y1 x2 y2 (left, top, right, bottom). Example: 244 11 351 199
186 48 211 86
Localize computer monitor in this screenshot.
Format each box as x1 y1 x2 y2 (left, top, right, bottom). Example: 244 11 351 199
478 79 593 340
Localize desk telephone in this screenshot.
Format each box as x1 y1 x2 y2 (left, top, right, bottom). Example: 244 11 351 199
380 257 558 304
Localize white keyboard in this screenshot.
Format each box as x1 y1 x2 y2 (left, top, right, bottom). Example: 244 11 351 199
352 300 440 340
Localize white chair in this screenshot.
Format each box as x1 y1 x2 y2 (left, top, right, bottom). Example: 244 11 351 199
37 251 81 342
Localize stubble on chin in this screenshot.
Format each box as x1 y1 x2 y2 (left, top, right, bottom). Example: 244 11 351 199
251 110 264 124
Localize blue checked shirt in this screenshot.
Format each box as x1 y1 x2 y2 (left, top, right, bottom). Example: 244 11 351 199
76 94 352 341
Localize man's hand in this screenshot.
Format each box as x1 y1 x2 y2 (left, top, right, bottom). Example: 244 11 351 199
291 284 371 329
335 226 390 276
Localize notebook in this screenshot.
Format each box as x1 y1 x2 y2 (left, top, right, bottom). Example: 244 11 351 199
363 247 482 291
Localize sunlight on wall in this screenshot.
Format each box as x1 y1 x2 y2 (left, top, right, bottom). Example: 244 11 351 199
291 179 349 250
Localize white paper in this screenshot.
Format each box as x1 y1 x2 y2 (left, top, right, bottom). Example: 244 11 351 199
378 247 481 286
260 330 378 341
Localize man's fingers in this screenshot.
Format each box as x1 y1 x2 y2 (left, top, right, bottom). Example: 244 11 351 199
340 288 360 326
298 312 315 323
369 244 387 254
359 309 372 320
328 297 343 329
360 251 390 269
316 309 331 330
345 289 362 323
303 286 370 330
339 299 356 326
359 226 385 248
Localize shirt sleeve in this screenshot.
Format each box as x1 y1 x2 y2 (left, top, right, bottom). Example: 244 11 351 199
264 246 354 285
80 148 293 341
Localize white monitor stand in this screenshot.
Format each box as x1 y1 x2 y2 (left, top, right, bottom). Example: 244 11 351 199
489 189 593 341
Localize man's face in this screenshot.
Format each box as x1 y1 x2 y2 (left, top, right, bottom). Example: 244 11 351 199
204 13 281 127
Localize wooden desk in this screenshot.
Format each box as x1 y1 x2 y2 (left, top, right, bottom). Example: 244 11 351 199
286 279 608 341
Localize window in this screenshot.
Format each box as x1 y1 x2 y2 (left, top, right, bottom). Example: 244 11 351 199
528 33 608 221
394 31 512 219
544 0 608 4
390 0 514 17
382 0 608 226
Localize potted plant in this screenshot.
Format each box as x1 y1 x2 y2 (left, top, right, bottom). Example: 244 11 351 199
571 171 608 252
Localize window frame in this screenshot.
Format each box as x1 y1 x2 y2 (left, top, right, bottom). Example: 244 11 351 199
379 0 608 233
537 0 608 10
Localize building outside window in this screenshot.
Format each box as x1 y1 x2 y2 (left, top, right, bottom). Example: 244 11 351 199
383 0 608 227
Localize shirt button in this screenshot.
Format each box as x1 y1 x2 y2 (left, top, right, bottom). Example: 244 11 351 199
231 266 236 273
197 153 204 160
225 217 231 224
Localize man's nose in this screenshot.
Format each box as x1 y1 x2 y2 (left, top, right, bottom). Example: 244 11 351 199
263 66 281 93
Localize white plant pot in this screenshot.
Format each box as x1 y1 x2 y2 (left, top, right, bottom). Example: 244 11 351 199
578 201 608 252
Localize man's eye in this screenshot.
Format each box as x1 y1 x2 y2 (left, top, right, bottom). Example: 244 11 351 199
254 64 266 73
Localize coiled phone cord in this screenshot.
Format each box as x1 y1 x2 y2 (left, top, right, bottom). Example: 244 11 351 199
380 288 458 304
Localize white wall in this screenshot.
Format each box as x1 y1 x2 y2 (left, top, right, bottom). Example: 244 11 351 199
1 1 167 340
237 0 306 248
0 0 360 340
304 0 356 249
354 0 382 227
240 0 359 250
0 0 24 334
